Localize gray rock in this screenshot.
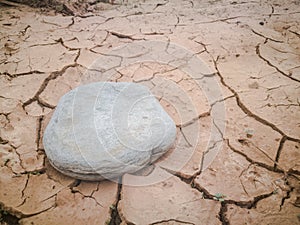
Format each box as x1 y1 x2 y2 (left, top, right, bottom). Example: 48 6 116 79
43 82 176 181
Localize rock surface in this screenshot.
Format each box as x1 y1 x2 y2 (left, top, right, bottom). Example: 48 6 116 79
43 82 176 181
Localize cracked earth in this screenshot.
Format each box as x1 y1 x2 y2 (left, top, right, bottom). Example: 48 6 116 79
0 0 300 224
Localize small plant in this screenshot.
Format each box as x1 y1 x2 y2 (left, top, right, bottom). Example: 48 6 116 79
245 129 254 138
213 193 226 202
109 204 116 210
1 209 8 215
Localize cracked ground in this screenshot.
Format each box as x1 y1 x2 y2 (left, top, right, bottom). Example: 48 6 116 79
0 0 300 224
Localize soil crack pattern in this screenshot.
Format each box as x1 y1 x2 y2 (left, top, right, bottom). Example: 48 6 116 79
0 0 299 224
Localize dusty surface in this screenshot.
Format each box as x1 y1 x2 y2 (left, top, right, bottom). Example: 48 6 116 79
0 0 300 224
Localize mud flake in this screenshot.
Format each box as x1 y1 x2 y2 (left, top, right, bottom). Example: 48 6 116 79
119 167 220 224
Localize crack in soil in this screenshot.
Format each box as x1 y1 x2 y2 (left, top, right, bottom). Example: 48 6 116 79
177 111 210 128
0 136 9 145
108 30 144 41
0 70 45 79
192 180 275 208
0 204 20 225
279 178 294 210
256 44 300 83
109 177 122 225
251 29 283 43
179 127 193 147
35 116 43 151
289 30 300 38
194 16 251 25
54 37 81 52
12 148 26 173
218 202 229 225
91 182 101 197
150 218 195 225
213 56 300 141
36 97 55 109
22 63 78 108
17 174 29 207
274 136 287 171
227 139 284 174
68 179 81 189
161 136 297 225
1 196 57 224
70 181 104 208
153 0 169 11
160 166 196 184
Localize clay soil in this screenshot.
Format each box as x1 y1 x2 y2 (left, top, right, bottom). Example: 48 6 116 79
0 0 300 225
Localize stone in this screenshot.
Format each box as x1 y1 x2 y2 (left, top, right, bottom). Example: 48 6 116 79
43 82 176 181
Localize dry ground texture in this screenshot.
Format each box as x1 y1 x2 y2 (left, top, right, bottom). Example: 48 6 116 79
0 0 300 224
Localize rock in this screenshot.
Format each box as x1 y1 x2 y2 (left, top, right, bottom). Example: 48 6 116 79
43 82 176 181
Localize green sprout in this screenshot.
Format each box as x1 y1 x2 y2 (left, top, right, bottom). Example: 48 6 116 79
213 193 226 202
109 204 116 210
